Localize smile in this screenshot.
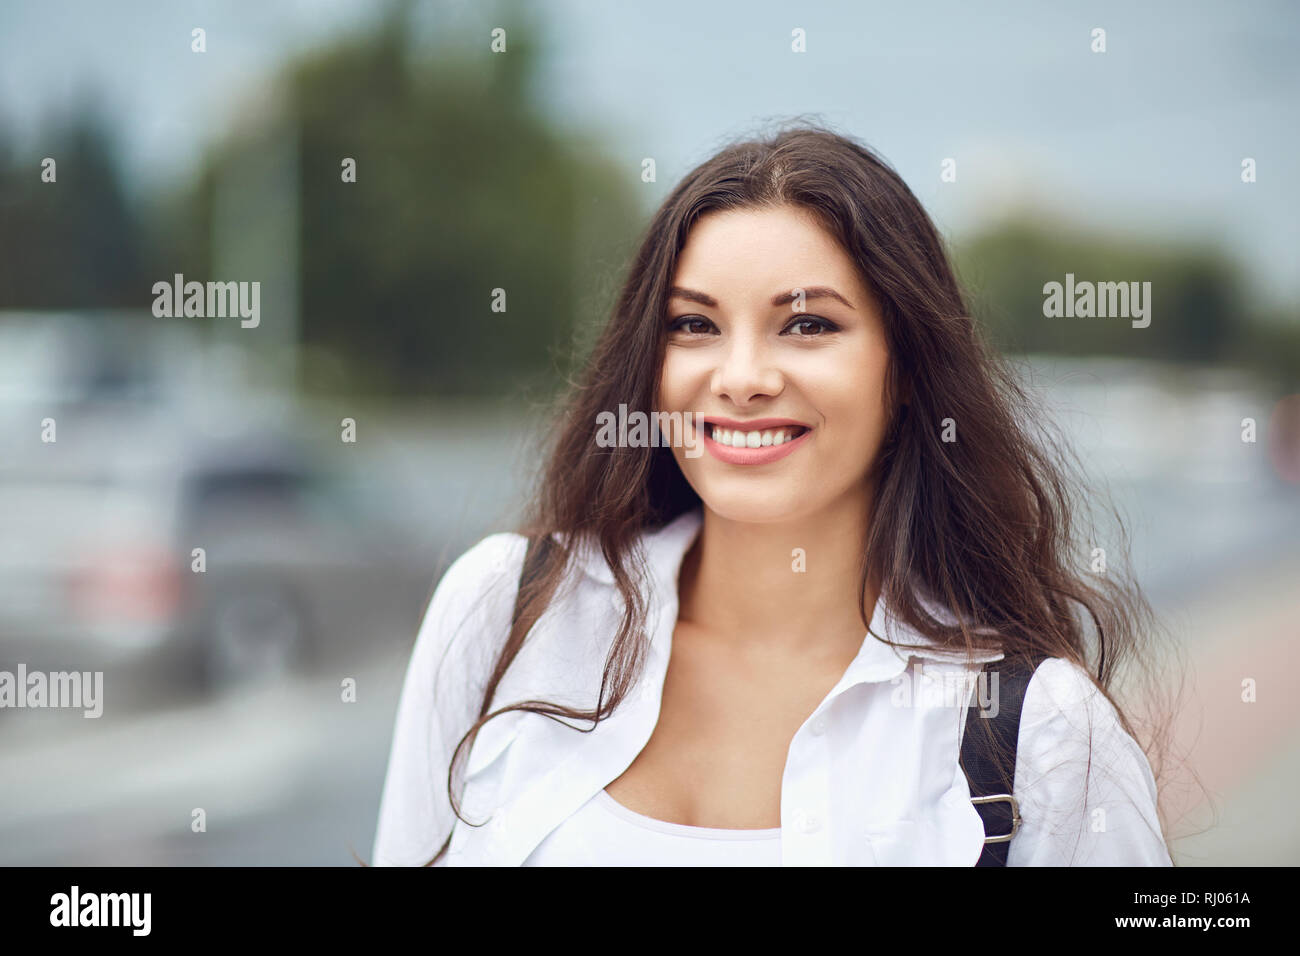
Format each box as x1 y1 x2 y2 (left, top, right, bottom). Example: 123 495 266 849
702 420 812 465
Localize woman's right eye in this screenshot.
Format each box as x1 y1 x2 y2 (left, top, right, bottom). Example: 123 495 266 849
667 315 717 335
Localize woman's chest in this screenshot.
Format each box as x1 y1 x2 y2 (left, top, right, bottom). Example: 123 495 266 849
451 611 991 865
603 621 860 829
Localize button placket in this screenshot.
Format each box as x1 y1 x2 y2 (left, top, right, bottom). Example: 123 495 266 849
783 702 836 863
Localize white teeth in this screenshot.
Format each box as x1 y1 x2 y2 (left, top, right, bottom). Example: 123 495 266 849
709 425 804 447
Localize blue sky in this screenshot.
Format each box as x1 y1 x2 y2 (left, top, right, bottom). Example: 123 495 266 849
2 0 1296 310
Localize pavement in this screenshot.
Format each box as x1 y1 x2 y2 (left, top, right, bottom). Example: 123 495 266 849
0 645 408 865
1162 551 1300 865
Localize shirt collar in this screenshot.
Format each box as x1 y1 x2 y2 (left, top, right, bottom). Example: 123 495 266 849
555 506 1004 684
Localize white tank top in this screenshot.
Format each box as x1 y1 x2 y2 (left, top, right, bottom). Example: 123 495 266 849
523 788 782 866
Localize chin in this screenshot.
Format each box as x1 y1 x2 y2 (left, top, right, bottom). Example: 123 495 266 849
692 480 821 526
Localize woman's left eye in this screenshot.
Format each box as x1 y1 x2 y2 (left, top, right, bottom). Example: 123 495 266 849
781 315 840 336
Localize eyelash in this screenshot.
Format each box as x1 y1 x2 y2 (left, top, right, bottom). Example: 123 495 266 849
666 315 841 337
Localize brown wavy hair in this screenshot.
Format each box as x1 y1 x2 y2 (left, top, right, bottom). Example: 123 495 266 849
398 120 1185 866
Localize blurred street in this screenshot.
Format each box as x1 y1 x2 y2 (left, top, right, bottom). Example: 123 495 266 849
1160 552 1300 865
0 643 408 865
0 363 1295 865
0 383 536 865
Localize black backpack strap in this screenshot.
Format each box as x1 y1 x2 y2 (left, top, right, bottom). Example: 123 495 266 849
959 653 1047 866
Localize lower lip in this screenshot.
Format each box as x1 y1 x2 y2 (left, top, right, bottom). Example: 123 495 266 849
703 427 812 465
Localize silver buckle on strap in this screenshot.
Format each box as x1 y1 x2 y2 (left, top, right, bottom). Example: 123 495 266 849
971 793 1021 843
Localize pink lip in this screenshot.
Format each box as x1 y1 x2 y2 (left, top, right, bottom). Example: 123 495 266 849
702 423 812 465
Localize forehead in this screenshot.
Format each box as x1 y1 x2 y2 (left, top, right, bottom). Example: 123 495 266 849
672 204 868 303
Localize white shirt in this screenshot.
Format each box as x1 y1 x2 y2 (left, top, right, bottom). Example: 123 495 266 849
372 507 1171 866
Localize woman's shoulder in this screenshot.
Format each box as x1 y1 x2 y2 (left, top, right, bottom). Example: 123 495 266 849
404 533 529 668
1019 656 1118 734
373 531 531 866
437 531 530 594
1016 656 1158 795
1010 657 1169 864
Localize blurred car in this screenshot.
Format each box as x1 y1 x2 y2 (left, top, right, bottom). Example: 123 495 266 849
0 311 435 697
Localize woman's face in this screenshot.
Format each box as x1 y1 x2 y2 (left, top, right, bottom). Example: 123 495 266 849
657 203 894 525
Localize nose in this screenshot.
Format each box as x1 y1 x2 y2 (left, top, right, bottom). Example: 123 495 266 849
709 332 784 406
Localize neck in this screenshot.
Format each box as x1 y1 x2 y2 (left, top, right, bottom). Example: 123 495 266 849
677 490 880 655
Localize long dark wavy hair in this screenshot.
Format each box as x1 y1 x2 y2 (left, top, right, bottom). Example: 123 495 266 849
407 120 1183 866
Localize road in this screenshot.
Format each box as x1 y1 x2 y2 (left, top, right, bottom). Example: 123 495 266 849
0 644 408 866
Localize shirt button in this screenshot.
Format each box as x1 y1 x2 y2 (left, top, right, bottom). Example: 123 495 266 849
810 715 828 736
791 809 822 834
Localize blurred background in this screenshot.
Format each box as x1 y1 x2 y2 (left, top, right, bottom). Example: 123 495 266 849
0 0 1296 865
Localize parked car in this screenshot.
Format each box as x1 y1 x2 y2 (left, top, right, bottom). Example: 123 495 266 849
0 311 434 699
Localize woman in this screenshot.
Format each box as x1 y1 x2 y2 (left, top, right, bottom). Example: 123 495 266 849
371 123 1174 866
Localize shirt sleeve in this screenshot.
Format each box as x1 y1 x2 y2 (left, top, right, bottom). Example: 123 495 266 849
1006 656 1171 866
370 532 527 866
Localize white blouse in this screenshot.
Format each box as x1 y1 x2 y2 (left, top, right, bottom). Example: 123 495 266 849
372 507 1171 866
522 789 782 866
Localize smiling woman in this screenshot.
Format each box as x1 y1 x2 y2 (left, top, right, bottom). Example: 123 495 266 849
658 204 892 524
371 121 1176 867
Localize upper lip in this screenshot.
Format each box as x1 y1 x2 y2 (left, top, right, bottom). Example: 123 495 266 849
701 416 812 431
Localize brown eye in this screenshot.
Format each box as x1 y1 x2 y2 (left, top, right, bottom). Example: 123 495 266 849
782 316 840 336
668 315 717 335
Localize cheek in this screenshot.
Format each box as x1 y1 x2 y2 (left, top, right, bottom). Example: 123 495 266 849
808 346 891 445
657 350 702 410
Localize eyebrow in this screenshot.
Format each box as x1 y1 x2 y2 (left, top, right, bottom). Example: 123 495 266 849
667 285 855 310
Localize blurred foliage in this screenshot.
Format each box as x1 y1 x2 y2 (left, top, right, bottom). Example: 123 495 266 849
0 103 149 307
954 220 1299 385
161 0 643 398
0 0 1295 395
